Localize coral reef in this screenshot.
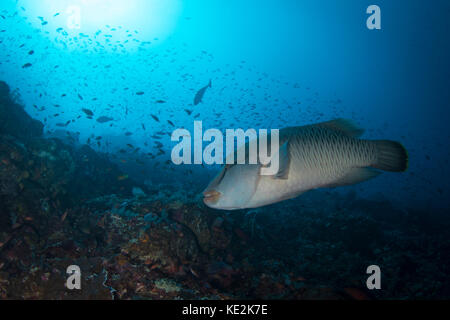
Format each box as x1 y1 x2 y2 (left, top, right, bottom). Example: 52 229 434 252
0 81 449 299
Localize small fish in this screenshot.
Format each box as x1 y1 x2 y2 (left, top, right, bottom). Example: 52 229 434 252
156 100 166 104
82 108 94 116
22 63 32 68
151 114 160 122
194 80 212 105
96 116 113 123
117 174 129 181
203 119 408 210
136 91 144 95
167 120 175 127
61 210 68 222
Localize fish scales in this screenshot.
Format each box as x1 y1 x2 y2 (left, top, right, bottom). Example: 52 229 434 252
284 126 377 190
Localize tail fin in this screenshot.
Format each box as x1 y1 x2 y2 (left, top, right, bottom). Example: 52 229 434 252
372 140 408 172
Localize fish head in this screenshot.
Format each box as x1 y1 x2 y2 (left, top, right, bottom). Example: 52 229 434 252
203 164 260 210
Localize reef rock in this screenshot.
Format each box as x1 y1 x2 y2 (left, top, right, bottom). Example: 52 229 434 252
0 80 43 140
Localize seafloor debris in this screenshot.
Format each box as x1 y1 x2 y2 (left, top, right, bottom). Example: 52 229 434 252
0 81 449 299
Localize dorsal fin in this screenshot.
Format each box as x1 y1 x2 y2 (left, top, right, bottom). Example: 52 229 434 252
314 119 364 138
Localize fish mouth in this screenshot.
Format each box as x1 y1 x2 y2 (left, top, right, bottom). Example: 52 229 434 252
203 190 221 204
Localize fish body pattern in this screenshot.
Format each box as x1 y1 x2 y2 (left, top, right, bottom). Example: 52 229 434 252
203 119 408 210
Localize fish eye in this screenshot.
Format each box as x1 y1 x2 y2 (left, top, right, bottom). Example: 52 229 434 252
217 165 230 184
214 163 235 186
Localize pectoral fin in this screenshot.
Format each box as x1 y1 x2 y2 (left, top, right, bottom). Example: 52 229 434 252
276 140 290 179
263 140 290 179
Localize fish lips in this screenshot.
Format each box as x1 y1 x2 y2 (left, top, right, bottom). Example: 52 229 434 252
203 190 221 205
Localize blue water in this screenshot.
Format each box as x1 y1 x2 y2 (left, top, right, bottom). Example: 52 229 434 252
0 0 449 211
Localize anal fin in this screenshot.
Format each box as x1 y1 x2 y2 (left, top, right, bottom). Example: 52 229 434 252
325 167 381 188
